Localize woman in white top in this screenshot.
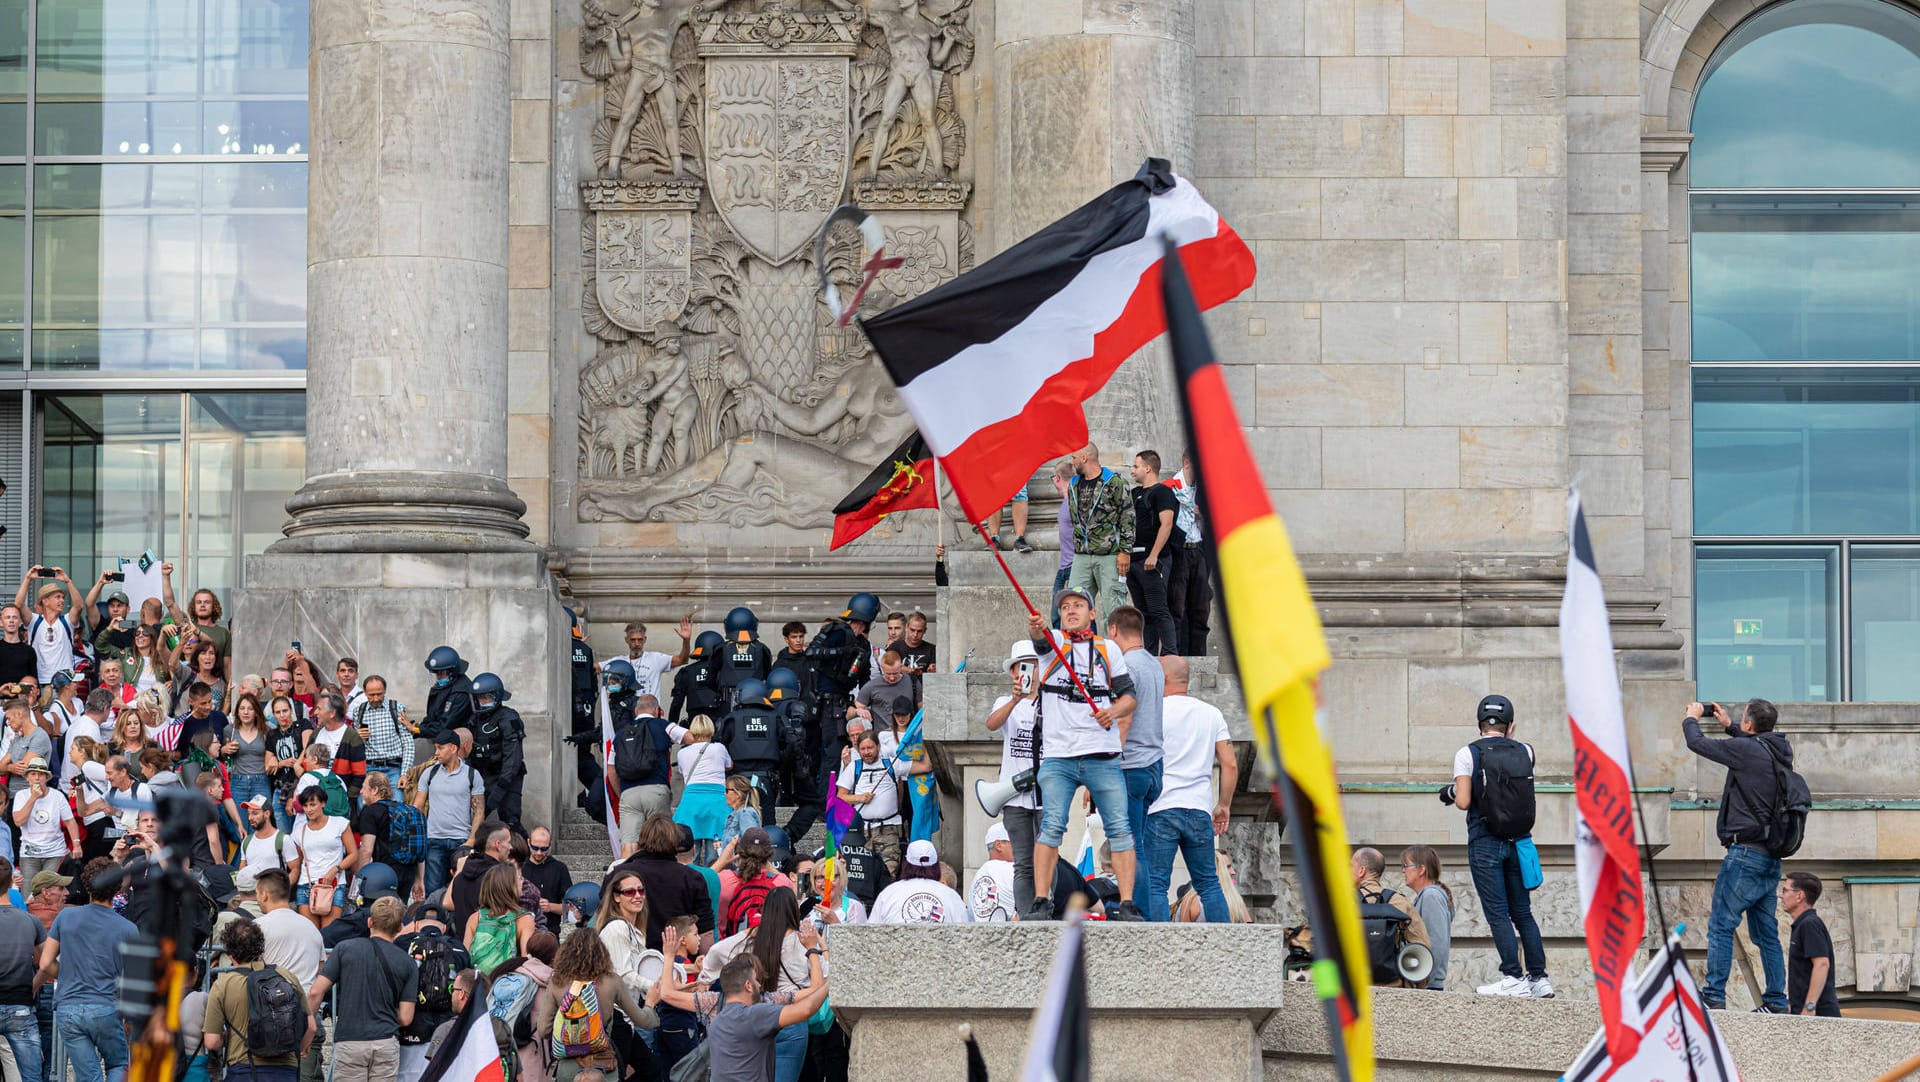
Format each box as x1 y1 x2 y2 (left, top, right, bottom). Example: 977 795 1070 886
671 715 731 860
125 625 169 695
67 740 115 859
595 870 659 1005
12 756 79 882
291 782 358 928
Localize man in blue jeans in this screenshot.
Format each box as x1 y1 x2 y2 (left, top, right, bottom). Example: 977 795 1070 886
1445 694 1553 998
1106 606 1165 915
412 729 485 896
1022 592 1145 921
1685 698 1792 1012
1142 656 1236 921
0 856 44 1082
39 856 138 1082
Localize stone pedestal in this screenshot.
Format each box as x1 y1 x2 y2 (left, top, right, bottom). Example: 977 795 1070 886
237 0 564 824
831 923 1287 1082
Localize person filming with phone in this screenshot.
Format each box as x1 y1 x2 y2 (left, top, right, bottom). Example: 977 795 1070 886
1685 698 1798 1012
983 641 1042 916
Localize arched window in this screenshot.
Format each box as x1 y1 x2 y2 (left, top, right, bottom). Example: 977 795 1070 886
1691 0 1920 702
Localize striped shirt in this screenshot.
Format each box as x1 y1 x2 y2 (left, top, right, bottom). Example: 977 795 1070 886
353 700 414 771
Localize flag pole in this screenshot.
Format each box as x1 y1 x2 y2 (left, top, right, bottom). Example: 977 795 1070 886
969 518 1105 711
935 456 947 552
1266 707 1355 1082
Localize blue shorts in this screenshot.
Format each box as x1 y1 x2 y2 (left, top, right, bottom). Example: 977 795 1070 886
1010 486 1029 503
296 882 348 910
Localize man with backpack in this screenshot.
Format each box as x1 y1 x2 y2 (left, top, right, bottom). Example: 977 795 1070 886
395 903 470 1082
1441 694 1553 998
612 694 674 857
204 914 316 1082
240 793 302 878
1350 847 1430 988
354 772 428 903
1686 698 1801 1013
308 896 418 1082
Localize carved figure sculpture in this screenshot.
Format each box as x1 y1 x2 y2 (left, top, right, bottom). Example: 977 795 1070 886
635 323 700 471
598 0 697 177
863 0 957 177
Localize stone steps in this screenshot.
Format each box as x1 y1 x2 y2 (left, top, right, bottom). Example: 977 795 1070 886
545 795 830 884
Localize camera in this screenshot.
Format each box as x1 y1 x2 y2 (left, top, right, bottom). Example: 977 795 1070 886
1438 783 1457 806
104 571 124 582
31 567 51 578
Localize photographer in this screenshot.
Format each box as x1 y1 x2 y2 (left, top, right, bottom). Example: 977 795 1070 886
13 568 83 683
1685 698 1793 1013
1440 694 1552 998
984 641 1041 916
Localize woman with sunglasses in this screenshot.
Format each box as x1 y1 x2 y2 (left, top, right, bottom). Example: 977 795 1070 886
125 624 171 698
593 872 664 1080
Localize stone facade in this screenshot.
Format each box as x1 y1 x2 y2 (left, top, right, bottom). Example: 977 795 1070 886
246 0 1920 1015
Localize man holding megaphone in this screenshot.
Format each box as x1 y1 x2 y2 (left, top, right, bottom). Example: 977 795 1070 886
1353 847 1433 988
979 641 1043 916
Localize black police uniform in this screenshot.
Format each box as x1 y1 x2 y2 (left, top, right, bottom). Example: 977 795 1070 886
668 655 722 726
718 700 783 810
423 671 475 743
471 704 527 834
570 630 599 803
714 636 773 709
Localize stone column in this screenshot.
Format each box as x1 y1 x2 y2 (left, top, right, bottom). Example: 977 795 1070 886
283 0 528 552
994 0 1196 458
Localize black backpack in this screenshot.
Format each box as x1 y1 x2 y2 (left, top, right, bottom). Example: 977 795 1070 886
243 966 305 1059
1759 741 1812 859
1469 737 1537 840
411 928 464 1017
613 717 661 783
1358 888 1410 984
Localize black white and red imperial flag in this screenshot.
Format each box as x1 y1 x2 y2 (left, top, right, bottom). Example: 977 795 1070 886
829 430 938 550
858 158 1256 525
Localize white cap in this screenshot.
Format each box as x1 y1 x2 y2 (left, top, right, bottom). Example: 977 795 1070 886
905 839 939 867
1006 640 1039 671
984 822 1010 848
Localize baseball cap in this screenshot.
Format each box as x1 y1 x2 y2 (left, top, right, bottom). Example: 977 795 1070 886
410 901 449 926
106 590 129 606
1477 694 1514 725
984 822 1010 848
1054 586 1093 609
905 839 938 868
243 793 270 809
50 671 74 689
434 728 462 745
889 694 917 718
740 826 773 852
28 870 71 893
1006 641 1038 670
234 866 259 893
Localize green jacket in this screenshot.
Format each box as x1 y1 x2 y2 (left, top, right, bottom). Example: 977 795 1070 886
1068 467 1135 556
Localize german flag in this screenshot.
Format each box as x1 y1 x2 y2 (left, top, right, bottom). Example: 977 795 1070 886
1160 236 1372 1081
829 431 939 550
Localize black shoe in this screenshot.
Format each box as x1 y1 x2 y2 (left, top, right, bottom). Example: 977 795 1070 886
1014 535 1034 553
1752 1005 1780 1014
1106 900 1145 922
1703 1000 1727 1010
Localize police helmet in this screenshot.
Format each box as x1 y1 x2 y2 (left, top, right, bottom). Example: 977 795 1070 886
768 667 801 699
724 606 758 638
564 881 602 925
692 630 725 659
842 593 882 625
356 862 400 903
601 658 636 694
735 678 770 705
425 646 463 674
472 672 509 710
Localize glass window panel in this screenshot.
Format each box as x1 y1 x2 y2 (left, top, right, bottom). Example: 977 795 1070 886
0 166 21 333
34 211 200 325
187 393 303 595
1696 546 1839 703
202 100 307 156
1849 545 1920 700
34 99 202 156
33 163 200 212
202 0 309 97
33 328 197 370
34 0 200 99
199 328 304 371
38 394 184 596
202 162 306 210
1692 0 1920 188
0 0 24 155
1695 368 1920 536
1692 195 1920 362
200 211 304 323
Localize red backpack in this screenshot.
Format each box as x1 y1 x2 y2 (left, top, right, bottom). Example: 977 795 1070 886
724 875 775 937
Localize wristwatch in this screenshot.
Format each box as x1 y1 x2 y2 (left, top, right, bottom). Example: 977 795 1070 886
806 947 825 958
1804 1001 1817 1013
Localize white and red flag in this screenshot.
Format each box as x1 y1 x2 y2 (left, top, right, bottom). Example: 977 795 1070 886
858 158 1255 525
420 974 509 1082
1564 935 1742 1082
599 686 621 859
1560 490 1648 1063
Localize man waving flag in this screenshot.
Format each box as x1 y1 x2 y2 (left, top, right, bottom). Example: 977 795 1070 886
1160 235 1370 1081
859 158 1255 524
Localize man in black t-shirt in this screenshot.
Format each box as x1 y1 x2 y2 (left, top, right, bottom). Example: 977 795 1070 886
885 612 937 675
521 826 573 934
1126 451 1181 656
1782 871 1841 1017
352 773 422 902
0 855 46 1082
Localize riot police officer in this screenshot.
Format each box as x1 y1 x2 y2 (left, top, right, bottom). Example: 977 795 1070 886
768 666 815 833
469 672 527 834
423 646 475 744
714 606 773 708
804 593 879 826
718 677 783 811
578 659 637 822
669 630 725 726
567 609 598 804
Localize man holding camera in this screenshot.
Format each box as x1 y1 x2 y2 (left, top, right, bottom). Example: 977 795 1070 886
1441 694 1552 998
1685 698 1793 1012
984 641 1042 916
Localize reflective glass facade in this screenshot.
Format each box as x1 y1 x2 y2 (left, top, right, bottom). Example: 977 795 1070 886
0 0 307 598
1691 0 1920 702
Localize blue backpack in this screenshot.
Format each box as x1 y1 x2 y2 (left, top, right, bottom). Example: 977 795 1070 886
383 798 427 866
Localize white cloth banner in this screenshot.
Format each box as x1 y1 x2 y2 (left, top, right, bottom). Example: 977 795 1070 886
599 685 621 859
1564 936 1743 1082
120 552 163 611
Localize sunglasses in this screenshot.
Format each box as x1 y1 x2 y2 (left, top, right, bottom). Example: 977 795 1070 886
616 887 646 898
529 844 550 852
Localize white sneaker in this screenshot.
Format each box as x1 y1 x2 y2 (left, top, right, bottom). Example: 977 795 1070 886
1529 977 1555 999
1477 976 1533 996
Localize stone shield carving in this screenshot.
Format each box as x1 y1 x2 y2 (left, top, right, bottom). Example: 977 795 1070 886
594 205 694 335
699 14 856 266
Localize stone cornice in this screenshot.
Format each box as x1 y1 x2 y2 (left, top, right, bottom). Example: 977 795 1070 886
1641 131 1693 173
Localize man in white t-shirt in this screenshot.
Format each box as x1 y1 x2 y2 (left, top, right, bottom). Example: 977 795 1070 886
835 729 930 877
1141 656 1236 923
59 688 111 788
15 572 83 682
984 640 1041 914
870 840 972 924
968 823 1017 922
622 617 695 701
239 794 301 878
13 755 80 881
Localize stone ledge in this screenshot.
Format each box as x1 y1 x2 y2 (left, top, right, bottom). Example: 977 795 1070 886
827 923 1290 1018
1264 985 1919 1080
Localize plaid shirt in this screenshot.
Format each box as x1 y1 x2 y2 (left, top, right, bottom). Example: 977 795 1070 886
1067 467 1135 556
353 699 414 771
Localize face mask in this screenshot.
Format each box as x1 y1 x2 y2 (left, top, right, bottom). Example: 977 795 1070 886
435 675 453 688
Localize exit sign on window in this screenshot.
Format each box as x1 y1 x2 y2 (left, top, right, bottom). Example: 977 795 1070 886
1733 619 1763 638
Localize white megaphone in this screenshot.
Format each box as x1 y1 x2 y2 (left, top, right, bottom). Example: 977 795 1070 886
1397 942 1434 984
975 776 1024 817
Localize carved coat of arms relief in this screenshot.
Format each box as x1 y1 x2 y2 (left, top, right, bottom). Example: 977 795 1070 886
576 0 976 532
